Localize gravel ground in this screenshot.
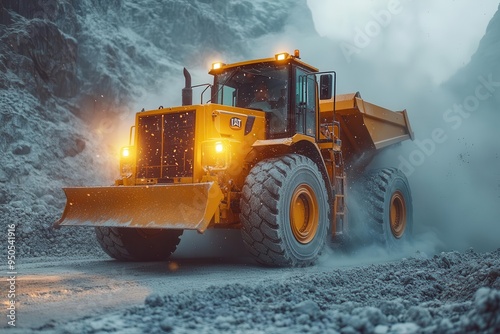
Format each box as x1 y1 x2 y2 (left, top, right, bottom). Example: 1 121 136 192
0 208 104 259
3 206 500 333
15 248 498 334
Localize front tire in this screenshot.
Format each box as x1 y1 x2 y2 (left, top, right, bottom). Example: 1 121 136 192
95 227 183 261
240 154 330 267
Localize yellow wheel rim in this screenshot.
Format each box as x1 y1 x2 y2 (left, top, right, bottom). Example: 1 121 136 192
290 184 319 244
390 191 407 238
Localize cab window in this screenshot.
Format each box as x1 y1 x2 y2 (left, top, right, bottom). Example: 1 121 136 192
213 63 290 137
295 68 316 137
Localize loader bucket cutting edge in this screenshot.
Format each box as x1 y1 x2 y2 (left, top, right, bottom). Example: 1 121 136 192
55 182 224 232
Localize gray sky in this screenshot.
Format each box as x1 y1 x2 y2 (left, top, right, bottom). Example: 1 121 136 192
306 0 498 84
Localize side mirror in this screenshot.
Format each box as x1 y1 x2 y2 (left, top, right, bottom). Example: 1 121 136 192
319 74 333 100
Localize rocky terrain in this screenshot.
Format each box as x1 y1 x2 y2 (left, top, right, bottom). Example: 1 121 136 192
9 249 500 334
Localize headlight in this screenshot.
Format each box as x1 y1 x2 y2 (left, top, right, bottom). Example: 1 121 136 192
121 147 130 158
211 62 225 71
275 52 289 61
120 146 135 179
215 141 224 153
202 140 231 171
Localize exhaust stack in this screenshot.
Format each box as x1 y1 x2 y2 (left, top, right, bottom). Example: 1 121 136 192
182 67 193 106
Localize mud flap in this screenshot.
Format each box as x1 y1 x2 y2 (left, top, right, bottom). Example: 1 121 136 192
55 182 224 233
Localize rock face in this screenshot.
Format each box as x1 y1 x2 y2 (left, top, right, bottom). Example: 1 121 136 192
446 4 500 109
1 1 78 101
2 0 308 114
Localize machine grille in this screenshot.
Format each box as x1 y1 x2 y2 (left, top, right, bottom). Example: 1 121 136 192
136 111 195 179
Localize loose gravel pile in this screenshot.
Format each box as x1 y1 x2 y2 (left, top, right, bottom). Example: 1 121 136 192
0 208 104 259
26 249 500 334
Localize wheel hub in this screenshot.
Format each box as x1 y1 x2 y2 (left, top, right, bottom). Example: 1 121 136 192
290 184 319 244
390 191 407 238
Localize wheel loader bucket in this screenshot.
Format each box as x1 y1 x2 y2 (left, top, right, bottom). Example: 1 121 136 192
54 182 224 233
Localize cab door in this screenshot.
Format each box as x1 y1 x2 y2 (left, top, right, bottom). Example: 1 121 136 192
295 67 317 137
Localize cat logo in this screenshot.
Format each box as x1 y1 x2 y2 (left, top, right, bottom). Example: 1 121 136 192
230 117 242 130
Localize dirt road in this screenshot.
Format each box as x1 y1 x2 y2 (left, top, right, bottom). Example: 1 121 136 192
5 245 500 333
6 230 393 332
10 253 330 330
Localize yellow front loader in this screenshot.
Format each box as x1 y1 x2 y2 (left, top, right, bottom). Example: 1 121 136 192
56 50 414 266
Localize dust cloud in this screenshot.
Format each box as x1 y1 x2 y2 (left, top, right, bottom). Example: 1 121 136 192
246 1 500 257
304 1 500 254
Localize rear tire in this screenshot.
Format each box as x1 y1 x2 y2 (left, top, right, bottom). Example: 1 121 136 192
350 168 413 248
240 154 329 267
95 227 183 261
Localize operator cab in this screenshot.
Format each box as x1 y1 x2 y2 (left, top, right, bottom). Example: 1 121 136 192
210 51 334 140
